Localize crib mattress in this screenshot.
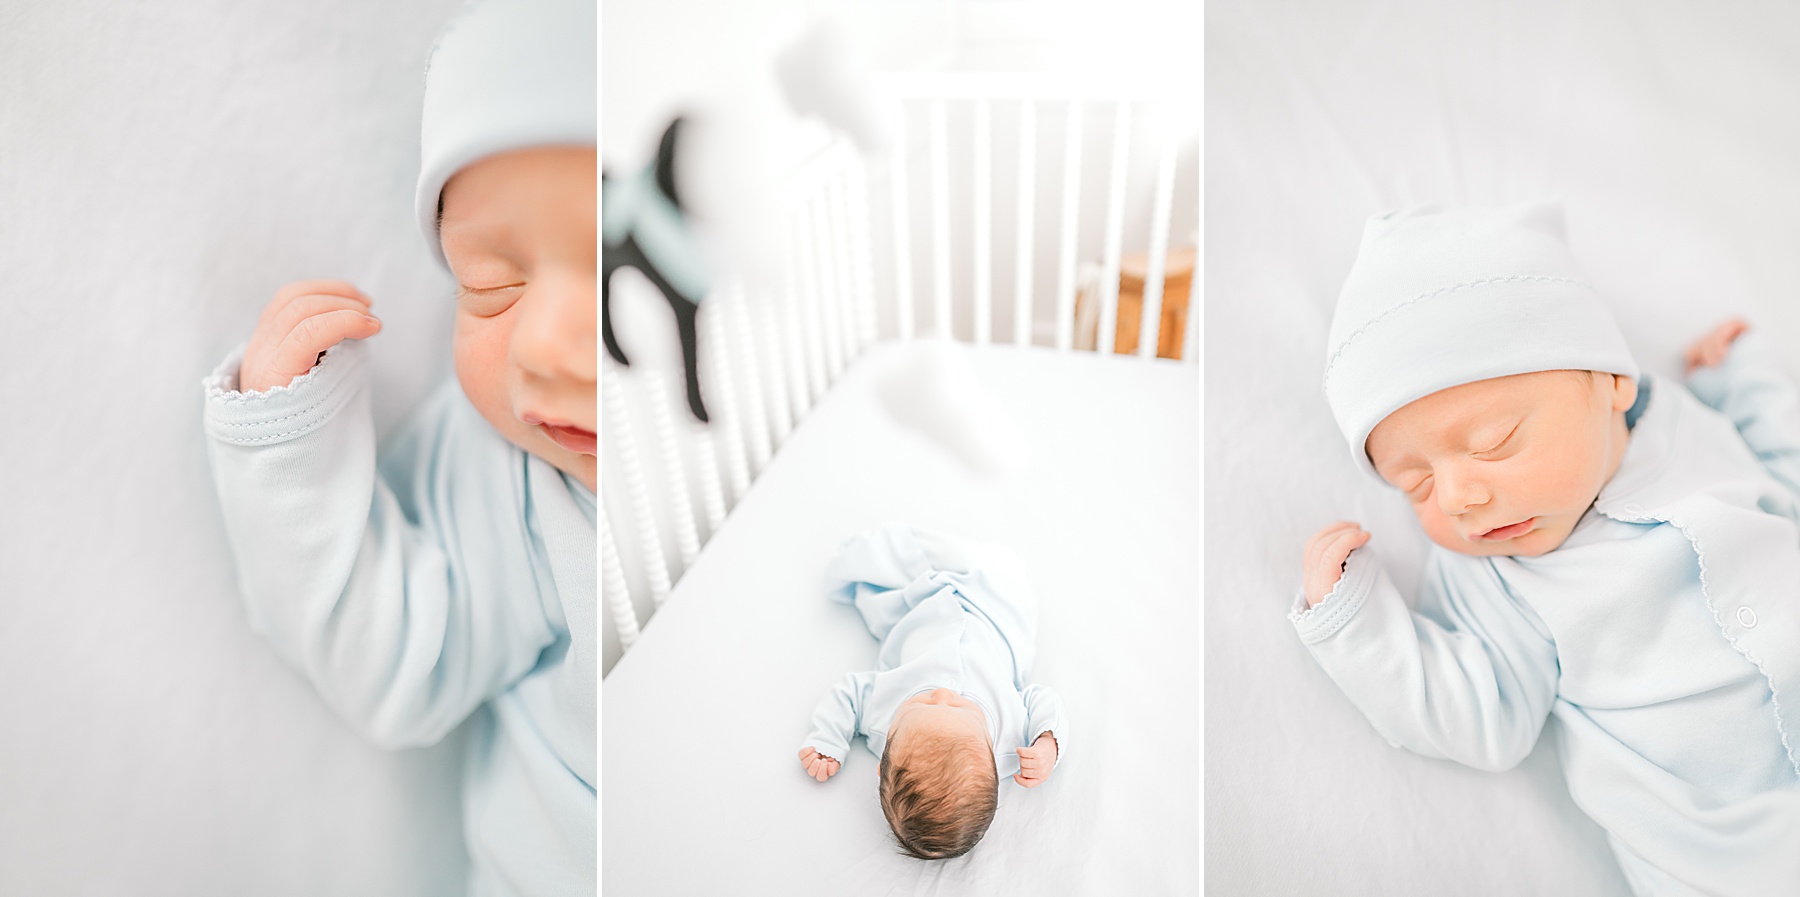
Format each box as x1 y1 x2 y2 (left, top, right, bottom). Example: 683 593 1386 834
602 340 1198 895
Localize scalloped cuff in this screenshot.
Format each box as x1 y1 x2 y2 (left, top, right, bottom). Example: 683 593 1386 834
1289 548 1377 644
202 341 367 447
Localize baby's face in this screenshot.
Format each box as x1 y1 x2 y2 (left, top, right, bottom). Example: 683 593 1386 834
440 146 597 491
1366 370 1636 557
891 688 990 750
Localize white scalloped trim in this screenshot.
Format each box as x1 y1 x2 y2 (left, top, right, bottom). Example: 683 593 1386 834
1322 274 1590 388
203 343 346 406
1658 511 1800 776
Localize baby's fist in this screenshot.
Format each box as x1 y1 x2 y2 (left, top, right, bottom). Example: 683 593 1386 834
1303 521 1370 608
799 746 840 783
1684 318 1750 375
238 279 381 393
1013 732 1058 788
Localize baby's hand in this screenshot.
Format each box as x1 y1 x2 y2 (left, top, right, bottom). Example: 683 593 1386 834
1303 521 1370 608
1013 731 1058 788
1683 318 1750 375
798 746 840 782
238 279 382 393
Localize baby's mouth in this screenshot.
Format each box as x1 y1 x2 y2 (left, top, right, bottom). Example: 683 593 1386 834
1473 518 1536 542
523 413 596 455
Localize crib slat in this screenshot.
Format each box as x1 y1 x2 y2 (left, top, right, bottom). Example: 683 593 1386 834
755 289 800 444
827 172 861 363
727 291 777 471
787 208 828 403
889 109 914 342
1054 100 1083 352
699 298 750 503
1013 99 1037 348
845 152 880 351
1185 243 1200 366
972 99 992 346
643 368 702 572
805 195 845 383
600 512 640 651
603 368 672 606
1139 133 1179 360
780 275 815 419
691 422 727 535
1096 101 1132 356
930 99 953 341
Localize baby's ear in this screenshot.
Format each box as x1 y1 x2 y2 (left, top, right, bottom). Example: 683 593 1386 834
1609 374 1638 412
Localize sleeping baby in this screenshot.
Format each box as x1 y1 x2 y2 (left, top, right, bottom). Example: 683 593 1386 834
201 1 594 893
1296 201 1800 896
799 524 1067 860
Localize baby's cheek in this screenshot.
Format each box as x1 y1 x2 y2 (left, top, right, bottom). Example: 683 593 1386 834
453 313 515 431
1414 502 1477 555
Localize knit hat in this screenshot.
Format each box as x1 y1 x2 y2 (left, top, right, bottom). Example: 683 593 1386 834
1322 201 1638 480
415 0 597 269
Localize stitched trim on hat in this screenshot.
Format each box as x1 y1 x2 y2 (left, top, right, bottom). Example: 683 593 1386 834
1322 274 1591 387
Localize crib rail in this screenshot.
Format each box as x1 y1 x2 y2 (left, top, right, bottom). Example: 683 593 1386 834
601 76 1197 673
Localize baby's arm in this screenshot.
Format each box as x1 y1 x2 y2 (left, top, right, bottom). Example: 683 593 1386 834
798 671 874 781
1684 319 1800 502
1293 524 1559 772
204 282 558 750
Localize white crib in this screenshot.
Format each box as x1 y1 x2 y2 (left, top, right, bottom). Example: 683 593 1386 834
601 74 1197 672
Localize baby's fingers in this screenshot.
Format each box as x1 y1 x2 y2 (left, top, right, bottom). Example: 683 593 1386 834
1318 527 1371 570
1305 527 1370 606
269 308 381 380
258 279 370 328
1303 521 1363 571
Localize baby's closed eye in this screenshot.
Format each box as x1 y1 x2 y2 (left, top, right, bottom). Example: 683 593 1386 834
456 283 525 317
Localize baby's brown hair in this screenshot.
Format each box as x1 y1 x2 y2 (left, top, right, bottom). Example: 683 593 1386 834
878 729 999 860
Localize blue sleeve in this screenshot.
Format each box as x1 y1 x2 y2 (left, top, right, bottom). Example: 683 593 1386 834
1288 548 1558 772
1021 684 1067 768
802 671 875 764
1685 330 1800 503
202 340 558 750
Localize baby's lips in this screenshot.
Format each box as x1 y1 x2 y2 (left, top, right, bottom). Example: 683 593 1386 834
522 412 597 455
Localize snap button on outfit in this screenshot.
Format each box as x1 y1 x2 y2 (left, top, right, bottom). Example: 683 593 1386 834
1622 503 1643 516
1737 606 1758 629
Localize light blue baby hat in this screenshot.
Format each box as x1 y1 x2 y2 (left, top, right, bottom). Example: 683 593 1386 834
1322 201 1639 480
415 0 597 269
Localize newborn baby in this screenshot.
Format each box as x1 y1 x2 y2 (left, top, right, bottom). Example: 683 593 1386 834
799 524 1067 859
1296 202 1800 896
201 1 594 893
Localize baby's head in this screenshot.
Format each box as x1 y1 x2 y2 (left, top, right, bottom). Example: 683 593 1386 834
1325 202 1639 558
879 688 999 859
416 0 597 489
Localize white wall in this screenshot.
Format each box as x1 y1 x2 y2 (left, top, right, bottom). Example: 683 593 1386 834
0 3 470 893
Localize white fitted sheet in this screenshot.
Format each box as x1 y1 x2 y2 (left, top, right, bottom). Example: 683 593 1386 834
0 3 472 894
602 340 1198 895
1208 1 1800 894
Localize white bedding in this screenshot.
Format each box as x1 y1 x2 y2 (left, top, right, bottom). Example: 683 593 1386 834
0 3 471 893
1207 1 1800 894
601 341 1198 895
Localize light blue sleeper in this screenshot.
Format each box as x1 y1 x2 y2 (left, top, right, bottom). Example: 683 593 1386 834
202 340 595 897
1293 333 1800 896
803 524 1067 781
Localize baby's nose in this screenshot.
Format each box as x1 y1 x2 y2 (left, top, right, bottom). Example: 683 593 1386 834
511 270 597 382
1435 471 1488 513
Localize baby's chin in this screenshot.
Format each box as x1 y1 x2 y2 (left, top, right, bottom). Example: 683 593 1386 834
474 405 597 491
